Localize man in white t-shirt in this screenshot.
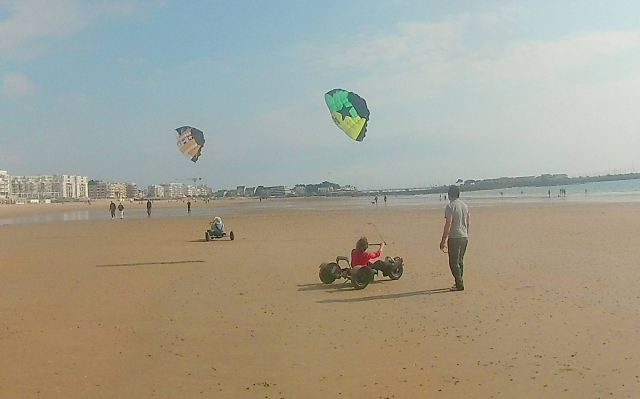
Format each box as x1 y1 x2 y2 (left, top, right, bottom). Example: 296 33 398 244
439 185 469 291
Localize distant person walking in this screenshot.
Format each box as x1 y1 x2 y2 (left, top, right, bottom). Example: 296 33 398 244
548 190 551 198
146 200 152 216
374 195 378 205
187 201 191 214
384 195 387 205
118 203 124 219
439 185 469 291
109 201 116 219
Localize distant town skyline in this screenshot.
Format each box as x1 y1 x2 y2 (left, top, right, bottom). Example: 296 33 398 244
2 1 640 190
5 164 640 197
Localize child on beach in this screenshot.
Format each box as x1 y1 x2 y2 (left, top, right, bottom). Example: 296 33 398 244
351 237 385 267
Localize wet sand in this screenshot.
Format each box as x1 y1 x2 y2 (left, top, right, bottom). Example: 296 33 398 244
1 202 639 398
0 198 255 219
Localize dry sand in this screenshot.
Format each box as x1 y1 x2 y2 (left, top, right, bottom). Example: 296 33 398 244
1 202 639 398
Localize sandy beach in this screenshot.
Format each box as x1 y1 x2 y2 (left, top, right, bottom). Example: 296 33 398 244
1 202 639 398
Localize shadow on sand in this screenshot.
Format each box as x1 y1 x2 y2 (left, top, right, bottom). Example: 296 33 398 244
189 239 234 243
297 282 356 292
96 260 206 267
316 287 453 303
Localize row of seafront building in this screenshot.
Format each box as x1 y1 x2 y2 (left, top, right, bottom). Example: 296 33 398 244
0 170 212 203
1 169 358 203
100 182 211 199
0 170 88 203
215 183 358 198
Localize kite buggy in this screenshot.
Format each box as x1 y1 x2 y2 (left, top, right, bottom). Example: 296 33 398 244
205 217 234 241
318 254 404 290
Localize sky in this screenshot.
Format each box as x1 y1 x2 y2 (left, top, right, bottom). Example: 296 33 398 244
1 0 639 190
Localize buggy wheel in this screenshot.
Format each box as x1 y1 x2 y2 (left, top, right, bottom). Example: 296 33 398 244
389 264 403 280
205 232 210 242
351 266 372 290
319 262 339 284
389 257 404 280
229 231 235 241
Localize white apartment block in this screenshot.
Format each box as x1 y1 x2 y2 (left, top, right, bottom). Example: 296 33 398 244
196 185 213 197
161 183 185 198
147 185 165 198
0 171 10 197
10 174 88 199
58 175 88 199
184 185 196 197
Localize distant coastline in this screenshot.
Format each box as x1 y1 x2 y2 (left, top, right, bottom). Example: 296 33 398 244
365 172 640 195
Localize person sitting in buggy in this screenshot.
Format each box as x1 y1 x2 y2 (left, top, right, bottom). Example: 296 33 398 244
205 216 234 241
210 216 225 238
319 236 403 289
351 237 398 279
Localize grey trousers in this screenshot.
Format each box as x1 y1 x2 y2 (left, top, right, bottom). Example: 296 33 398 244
448 237 468 289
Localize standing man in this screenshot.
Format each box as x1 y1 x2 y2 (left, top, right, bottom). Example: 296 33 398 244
384 195 387 205
117 203 125 219
146 199 152 216
439 185 469 291
109 201 117 219
187 200 191 214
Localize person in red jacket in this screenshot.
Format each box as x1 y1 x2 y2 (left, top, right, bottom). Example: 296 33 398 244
351 237 385 267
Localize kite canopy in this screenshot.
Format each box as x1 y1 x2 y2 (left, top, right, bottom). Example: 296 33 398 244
324 89 370 142
175 126 205 163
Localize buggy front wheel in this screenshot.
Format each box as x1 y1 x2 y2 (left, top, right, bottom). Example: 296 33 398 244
389 264 403 280
388 257 404 280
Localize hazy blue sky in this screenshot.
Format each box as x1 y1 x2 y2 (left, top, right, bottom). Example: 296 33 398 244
1 0 639 190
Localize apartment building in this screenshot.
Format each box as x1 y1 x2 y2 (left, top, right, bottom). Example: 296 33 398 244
88 181 126 199
126 183 139 199
10 174 88 199
147 185 165 198
58 175 88 199
161 183 185 198
0 171 10 197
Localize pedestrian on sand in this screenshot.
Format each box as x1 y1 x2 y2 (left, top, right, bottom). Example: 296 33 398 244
146 200 152 216
187 201 191 214
439 185 469 291
374 195 378 205
384 195 387 205
109 201 116 219
118 203 124 219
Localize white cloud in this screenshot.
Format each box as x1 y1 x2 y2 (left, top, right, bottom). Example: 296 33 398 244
1 72 35 95
469 31 640 80
0 0 147 58
298 10 640 104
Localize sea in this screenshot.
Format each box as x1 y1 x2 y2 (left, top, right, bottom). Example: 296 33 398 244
2 179 640 226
